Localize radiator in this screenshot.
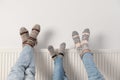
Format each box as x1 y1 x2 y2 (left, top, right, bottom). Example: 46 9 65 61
0 48 120 80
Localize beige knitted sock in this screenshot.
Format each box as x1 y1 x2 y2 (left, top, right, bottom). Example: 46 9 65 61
25 24 40 47
20 27 29 47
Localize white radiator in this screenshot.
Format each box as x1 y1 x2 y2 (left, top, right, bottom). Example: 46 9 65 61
0 49 120 80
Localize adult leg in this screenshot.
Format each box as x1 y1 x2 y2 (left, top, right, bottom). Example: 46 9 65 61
7 27 33 80
24 24 40 80
82 52 104 80
24 53 35 80
7 45 34 80
8 24 40 80
81 28 104 80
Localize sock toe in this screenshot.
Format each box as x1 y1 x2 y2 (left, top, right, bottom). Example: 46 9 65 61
48 45 55 53
30 24 40 39
60 42 66 50
83 28 90 33
72 31 79 37
33 24 40 31
20 27 28 35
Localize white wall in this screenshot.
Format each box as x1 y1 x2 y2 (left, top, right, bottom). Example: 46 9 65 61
0 0 120 49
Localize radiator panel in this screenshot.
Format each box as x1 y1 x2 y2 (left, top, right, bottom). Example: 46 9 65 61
0 49 120 80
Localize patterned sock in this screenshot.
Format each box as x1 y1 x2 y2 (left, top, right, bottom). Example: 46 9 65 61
72 31 82 50
81 28 90 50
58 42 66 57
29 24 40 39
25 24 40 47
48 45 57 60
81 28 91 58
20 27 29 47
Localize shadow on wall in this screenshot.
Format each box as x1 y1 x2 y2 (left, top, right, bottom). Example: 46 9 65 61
34 48 53 80
37 29 54 49
37 29 106 49
34 29 54 80
90 33 105 49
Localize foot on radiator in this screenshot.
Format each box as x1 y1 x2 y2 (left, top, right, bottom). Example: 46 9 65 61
48 42 66 60
25 24 40 47
58 42 66 58
72 31 82 50
48 45 57 60
72 28 91 58
81 28 91 58
20 27 29 47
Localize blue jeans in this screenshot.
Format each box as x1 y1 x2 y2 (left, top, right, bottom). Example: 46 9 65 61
8 47 104 80
53 56 68 80
7 45 35 80
82 52 105 80
7 46 68 80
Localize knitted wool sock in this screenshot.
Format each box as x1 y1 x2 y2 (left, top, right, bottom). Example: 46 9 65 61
25 24 40 47
58 42 66 57
72 31 82 50
48 45 57 60
81 28 91 58
20 27 29 47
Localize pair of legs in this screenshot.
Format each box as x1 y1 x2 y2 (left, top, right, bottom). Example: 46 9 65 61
48 29 105 80
72 29 104 80
7 24 40 80
7 45 35 80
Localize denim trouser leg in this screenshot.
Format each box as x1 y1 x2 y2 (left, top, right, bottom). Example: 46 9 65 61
24 52 35 80
82 52 105 80
53 56 68 80
7 45 34 80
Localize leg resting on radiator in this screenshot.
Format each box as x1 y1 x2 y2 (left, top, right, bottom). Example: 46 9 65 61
7 46 35 80
82 52 105 80
53 56 68 80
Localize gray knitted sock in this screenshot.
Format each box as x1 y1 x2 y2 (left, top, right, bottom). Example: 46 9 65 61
81 28 90 50
48 45 57 60
72 31 82 50
58 42 66 57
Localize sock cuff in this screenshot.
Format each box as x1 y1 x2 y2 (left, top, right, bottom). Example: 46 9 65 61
58 53 64 56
